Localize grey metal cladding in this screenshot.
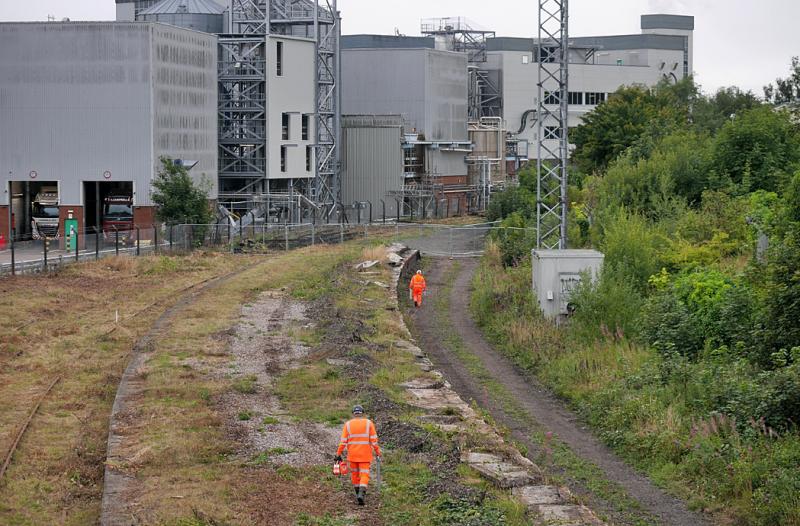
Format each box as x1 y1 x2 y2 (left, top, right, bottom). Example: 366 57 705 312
487 37 534 52
341 126 403 216
641 14 694 31
487 34 686 52
342 34 435 50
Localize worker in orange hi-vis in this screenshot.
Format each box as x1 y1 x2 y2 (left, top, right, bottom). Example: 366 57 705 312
409 270 427 308
335 405 381 506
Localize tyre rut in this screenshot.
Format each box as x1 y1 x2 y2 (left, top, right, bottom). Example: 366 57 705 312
408 257 708 526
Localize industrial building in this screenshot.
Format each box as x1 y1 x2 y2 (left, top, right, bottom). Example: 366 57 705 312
117 0 340 222
341 36 472 216
0 21 218 242
338 13 694 215
489 14 694 163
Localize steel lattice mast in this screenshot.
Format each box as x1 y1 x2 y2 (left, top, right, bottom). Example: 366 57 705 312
220 0 340 216
535 0 569 249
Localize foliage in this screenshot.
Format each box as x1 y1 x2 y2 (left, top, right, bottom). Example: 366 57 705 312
151 157 214 225
571 82 688 174
710 106 800 194
764 56 800 105
691 86 762 134
475 65 800 525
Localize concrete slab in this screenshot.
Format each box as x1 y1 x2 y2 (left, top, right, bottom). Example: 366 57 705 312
512 485 567 506
470 462 534 488
399 378 444 390
533 504 605 526
406 388 474 416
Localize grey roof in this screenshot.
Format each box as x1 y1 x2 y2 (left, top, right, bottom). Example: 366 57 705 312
641 14 694 31
342 34 435 50
487 33 686 52
140 0 225 15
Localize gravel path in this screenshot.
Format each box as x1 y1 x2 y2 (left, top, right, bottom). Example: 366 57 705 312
406 257 709 526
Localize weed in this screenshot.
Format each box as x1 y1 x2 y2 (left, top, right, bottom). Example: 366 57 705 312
262 416 280 425
232 375 258 394
237 411 253 421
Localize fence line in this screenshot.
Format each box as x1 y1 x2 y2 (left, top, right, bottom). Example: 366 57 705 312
0 221 527 276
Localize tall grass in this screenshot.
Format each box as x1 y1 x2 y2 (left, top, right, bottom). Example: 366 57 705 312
470 243 800 525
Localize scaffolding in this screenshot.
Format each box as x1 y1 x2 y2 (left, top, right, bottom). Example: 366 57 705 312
218 0 340 219
536 0 569 249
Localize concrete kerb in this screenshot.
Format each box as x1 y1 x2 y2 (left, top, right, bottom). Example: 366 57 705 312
387 244 607 525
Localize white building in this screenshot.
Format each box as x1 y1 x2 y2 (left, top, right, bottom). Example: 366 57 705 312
487 14 694 158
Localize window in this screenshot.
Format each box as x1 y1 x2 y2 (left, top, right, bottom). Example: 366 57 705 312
306 146 313 172
568 91 583 105
522 54 530 64
281 146 287 172
585 92 606 105
543 91 560 105
539 46 557 63
544 126 561 140
282 113 290 140
276 41 283 76
302 114 309 140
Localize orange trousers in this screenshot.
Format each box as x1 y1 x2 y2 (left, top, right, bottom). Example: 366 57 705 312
412 288 424 307
349 461 371 488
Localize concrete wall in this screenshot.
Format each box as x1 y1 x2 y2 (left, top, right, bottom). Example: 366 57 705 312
0 22 218 208
341 48 468 142
151 23 219 201
341 124 403 218
268 36 316 180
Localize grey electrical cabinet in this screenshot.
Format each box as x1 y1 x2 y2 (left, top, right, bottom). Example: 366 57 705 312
531 250 605 320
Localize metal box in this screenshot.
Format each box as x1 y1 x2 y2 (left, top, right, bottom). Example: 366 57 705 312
532 249 604 319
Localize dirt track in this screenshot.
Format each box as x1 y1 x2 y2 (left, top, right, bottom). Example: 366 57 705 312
405 257 709 526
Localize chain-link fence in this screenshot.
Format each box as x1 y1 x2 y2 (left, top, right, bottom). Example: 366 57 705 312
0 221 528 276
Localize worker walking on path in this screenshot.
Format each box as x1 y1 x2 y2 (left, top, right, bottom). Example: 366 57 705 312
335 405 381 506
409 270 427 308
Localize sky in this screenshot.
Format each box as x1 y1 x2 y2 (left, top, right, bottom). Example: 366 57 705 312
1 0 797 94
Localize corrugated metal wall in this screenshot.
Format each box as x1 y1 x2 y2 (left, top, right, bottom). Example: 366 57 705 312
151 23 219 201
0 22 218 207
341 125 403 219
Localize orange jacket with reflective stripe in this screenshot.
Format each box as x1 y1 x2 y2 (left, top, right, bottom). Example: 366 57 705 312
409 274 426 292
336 417 381 462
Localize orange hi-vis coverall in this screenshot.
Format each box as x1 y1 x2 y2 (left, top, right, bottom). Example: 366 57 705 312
409 273 427 307
336 417 381 489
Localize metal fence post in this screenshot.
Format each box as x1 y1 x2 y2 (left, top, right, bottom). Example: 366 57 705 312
43 235 48 272
356 203 362 225
10 228 15 276
446 198 451 218
227 221 231 246
311 222 315 246
284 224 289 251
340 223 344 244
95 227 100 260
434 198 439 219
449 227 453 258
367 201 373 224
136 227 141 256
168 225 173 253
153 225 159 254
75 229 79 262
115 226 119 256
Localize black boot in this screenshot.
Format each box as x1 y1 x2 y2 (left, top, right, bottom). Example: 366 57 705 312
354 486 360 499
357 487 365 506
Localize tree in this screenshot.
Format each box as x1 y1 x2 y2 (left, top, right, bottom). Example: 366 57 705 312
691 86 762 134
764 56 800 105
570 84 685 174
151 158 214 225
710 106 800 194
